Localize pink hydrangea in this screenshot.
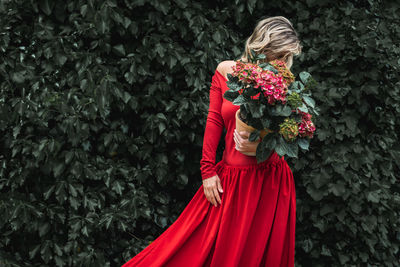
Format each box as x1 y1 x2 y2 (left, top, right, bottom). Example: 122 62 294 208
300 111 312 121
232 61 262 84
254 71 287 104
297 111 315 138
298 120 315 138
232 61 288 104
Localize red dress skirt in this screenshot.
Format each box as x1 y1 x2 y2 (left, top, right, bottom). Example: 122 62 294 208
122 68 296 266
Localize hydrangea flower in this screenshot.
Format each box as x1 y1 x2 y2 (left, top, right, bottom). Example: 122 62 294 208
279 118 299 142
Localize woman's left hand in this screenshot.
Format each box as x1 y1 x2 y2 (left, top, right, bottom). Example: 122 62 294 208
233 129 260 156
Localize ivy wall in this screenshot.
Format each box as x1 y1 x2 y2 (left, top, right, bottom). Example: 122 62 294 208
0 0 399 266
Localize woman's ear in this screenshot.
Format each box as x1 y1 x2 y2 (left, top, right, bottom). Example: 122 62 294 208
285 53 294 69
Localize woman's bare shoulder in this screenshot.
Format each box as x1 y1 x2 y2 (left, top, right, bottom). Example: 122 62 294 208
216 60 236 77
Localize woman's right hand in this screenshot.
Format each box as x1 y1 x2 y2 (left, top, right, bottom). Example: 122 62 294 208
202 175 223 207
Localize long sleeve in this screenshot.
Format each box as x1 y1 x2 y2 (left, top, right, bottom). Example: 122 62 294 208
200 69 224 180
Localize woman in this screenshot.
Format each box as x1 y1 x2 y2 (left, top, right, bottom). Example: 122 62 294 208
122 16 302 267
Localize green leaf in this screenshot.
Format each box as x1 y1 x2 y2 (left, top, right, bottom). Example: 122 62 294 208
262 64 278 74
350 201 362 214
302 239 313 253
39 0 54 15
226 80 241 91
65 151 74 164
105 217 113 230
39 223 50 237
256 134 276 163
169 56 177 68
288 81 304 92
329 181 346 197
249 129 260 142
307 184 325 201
297 138 310 151
233 95 247 105
56 55 67 66
223 90 239 102
338 253 350 264
99 19 107 34
227 73 237 81
250 49 257 61
274 143 285 157
68 184 78 197
275 136 298 158
243 85 259 97
53 162 65 177
303 96 315 108
258 63 268 68
298 103 308 113
367 190 381 203
113 44 126 56
299 71 311 84
123 91 132 104
321 245 332 257
80 4 88 17
112 180 123 195
248 103 263 118
270 105 292 116
13 125 21 138
256 53 266 60
178 174 188 185
11 71 26 83
247 0 257 14
261 117 271 128
29 244 41 259
286 142 298 158
212 31 221 43
158 122 166 134
43 186 55 200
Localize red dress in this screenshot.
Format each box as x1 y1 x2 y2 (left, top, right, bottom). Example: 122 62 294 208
122 68 296 267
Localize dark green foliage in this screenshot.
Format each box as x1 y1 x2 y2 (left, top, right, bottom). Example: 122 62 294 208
0 0 399 266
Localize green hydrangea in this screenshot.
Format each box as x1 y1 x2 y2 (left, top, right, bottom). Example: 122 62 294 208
279 118 299 142
287 92 303 109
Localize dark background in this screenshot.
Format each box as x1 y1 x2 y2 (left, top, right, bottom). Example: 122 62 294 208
0 0 399 266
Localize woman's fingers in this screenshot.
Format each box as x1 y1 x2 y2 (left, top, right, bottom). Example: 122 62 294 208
210 185 220 206
216 178 223 193
236 130 249 142
239 130 250 138
236 129 255 141
203 176 217 206
203 179 222 207
205 186 216 206
212 186 221 205
206 189 214 206
233 133 240 150
233 130 243 149
234 129 261 153
234 129 250 151
241 131 261 145
205 188 212 205
235 129 249 139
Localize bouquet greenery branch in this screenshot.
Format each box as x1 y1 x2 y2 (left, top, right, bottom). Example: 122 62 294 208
223 49 319 163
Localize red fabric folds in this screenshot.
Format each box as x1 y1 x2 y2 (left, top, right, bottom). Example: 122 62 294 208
122 68 296 267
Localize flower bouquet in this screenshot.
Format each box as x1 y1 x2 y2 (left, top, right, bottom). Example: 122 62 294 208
223 49 319 163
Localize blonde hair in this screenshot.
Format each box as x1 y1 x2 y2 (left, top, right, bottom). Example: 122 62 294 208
239 16 302 69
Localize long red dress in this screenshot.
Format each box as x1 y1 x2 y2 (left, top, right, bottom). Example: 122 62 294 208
122 68 296 267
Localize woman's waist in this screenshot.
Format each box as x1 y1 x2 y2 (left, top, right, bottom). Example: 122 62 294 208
222 150 283 168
